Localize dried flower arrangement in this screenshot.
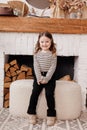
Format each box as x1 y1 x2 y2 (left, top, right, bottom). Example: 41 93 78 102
59 0 86 13
49 0 87 18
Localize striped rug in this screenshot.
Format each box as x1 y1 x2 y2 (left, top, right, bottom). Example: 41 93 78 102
0 108 87 130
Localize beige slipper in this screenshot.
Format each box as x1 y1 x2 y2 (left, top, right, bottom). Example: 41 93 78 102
28 114 37 125
47 116 56 126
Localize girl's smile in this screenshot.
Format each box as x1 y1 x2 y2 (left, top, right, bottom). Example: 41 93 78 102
39 36 51 51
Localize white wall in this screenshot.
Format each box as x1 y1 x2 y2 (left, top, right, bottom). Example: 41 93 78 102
0 0 27 3
0 0 7 3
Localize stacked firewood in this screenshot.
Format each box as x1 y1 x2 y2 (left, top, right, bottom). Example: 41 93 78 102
4 59 33 108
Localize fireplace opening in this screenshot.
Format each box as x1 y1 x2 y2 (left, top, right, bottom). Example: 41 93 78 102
56 56 74 80
8 55 74 79
4 55 75 108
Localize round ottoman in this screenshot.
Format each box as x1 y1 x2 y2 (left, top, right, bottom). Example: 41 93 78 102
9 79 82 120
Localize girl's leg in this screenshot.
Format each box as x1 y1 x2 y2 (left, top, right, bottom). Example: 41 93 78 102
45 80 56 117
45 80 56 126
27 80 43 115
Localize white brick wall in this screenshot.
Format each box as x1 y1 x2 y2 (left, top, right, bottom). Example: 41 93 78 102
0 52 5 108
0 32 80 55
0 32 87 110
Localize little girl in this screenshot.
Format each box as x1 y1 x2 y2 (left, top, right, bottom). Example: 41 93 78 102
27 31 57 126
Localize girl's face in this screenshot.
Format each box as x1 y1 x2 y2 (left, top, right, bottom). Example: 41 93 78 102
39 36 51 51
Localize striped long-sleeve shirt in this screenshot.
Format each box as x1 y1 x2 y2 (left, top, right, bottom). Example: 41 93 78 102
34 50 57 83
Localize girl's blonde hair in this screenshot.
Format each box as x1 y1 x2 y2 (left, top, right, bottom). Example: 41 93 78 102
34 31 56 54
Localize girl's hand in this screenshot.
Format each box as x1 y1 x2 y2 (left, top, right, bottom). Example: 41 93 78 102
40 79 47 84
37 79 43 85
37 81 41 85
37 76 44 85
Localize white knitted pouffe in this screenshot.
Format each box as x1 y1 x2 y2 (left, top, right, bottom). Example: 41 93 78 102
9 79 82 120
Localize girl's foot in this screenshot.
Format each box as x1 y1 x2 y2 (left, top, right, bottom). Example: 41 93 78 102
28 114 36 125
47 117 56 126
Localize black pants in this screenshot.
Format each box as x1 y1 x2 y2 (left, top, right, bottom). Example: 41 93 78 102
27 72 56 117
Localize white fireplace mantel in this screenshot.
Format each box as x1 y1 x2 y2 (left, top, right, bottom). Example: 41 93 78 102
0 17 87 110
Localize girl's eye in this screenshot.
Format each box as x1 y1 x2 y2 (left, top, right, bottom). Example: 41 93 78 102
46 41 49 43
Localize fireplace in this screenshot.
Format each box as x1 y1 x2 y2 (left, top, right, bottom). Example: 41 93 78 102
4 55 74 107
0 31 87 110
